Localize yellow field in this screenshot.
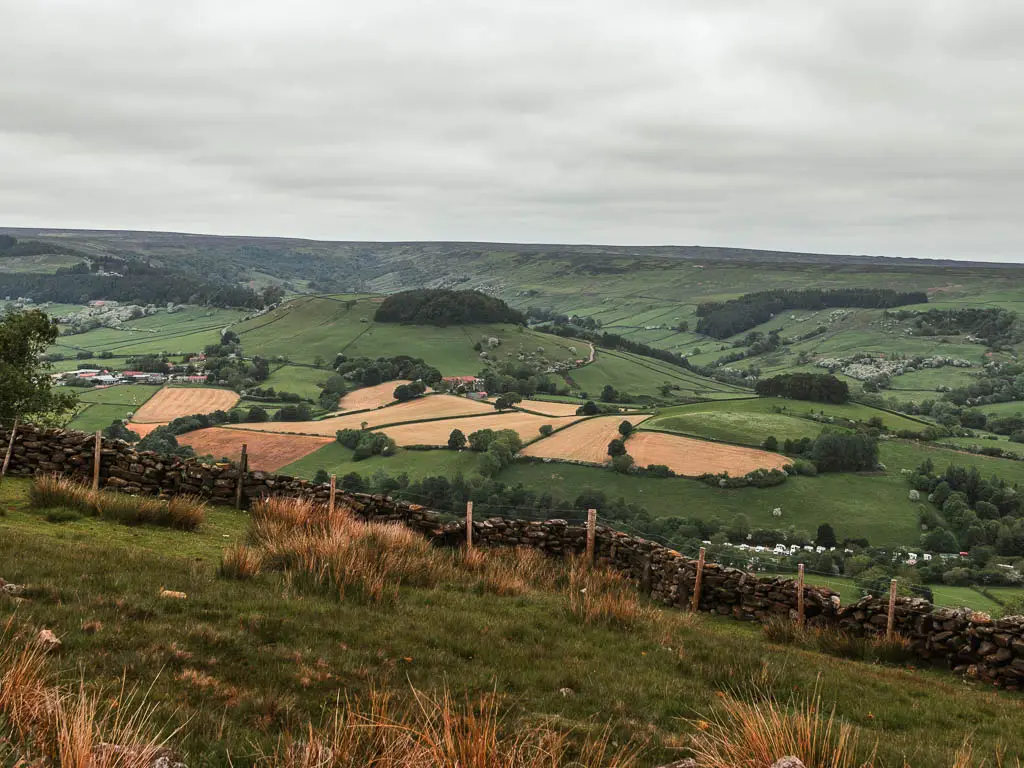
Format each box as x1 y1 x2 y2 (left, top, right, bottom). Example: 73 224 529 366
226 394 494 436
130 387 240 423
377 412 582 447
336 380 413 412
627 431 790 477
514 399 586 417
519 415 651 464
177 428 331 471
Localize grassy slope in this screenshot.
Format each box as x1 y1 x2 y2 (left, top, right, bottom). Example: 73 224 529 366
260 363 331 399
281 443 483 481
2 476 1023 767
232 295 581 375
642 398 927 446
570 349 748 401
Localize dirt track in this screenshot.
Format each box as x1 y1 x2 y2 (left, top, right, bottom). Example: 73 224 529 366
227 394 494 436
627 431 790 476
176 427 331 472
378 413 582 447
130 387 240 423
520 415 651 464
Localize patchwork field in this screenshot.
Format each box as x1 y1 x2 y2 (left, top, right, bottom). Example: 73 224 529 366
627 431 791 476
127 422 167 438
336 380 411 412
514 399 586 417
378 412 580 447
176 427 331 471
130 386 241 423
520 414 651 464
67 384 161 432
227 394 495 436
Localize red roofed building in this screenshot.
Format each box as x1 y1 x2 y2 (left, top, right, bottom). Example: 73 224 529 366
442 375 484 392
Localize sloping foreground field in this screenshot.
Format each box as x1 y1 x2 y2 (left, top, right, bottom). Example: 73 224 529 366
520 415 651 464
627 431 791 477
379 412 582 447
228 394 494 436
336 380 412 412
177 427 332 471
130 386 241 423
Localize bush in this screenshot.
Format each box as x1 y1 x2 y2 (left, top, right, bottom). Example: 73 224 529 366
538 424 554 437
576 400 599 416
617 420 634 438
447 428 467 450
611 454 635 474
607 438 626 457
762 435 778 451
790 458 818 476
219 544 265 580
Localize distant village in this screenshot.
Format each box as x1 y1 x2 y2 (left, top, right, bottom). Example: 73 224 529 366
54 354 210 388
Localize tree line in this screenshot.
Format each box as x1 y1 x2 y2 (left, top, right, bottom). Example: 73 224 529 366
695 288 927 339
754 373 850 403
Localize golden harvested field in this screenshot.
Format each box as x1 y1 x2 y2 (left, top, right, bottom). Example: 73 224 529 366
520 415 651 464
627 431 791 477
378 413 582 447
226 394 494 436
176 427 332 472
515 399 586 417
130 387 240 423
337 380 412 412
127 422 167 438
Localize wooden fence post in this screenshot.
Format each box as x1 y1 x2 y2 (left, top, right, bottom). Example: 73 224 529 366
797 563 805 627
586 508 597 565
0 417 17 487
329 474 337 513
92 430 102 491
690 546 706 613
235 444 248 510
887 578 898 639
466 500 473 549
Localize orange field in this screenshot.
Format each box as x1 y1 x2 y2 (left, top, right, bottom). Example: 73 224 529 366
176 428 331 472
519 415 651 464
127 422 166 438
514 399 586 417
130 387 240 423
377 412 582 447
626 431 790 477
226 394 494 436
337 380 414 412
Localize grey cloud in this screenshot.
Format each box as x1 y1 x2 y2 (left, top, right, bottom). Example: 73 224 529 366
1 0 1023 260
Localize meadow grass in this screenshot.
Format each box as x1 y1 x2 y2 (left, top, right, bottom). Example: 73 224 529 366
280 442 484 482
5 475 1024 765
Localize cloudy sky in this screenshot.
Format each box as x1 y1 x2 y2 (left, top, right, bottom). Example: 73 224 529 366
2 1 1022 261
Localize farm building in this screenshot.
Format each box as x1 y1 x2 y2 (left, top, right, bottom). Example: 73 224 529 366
442 375 485 392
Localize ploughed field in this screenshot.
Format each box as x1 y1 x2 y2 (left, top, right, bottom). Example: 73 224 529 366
130 386 241 423
176 427 333 471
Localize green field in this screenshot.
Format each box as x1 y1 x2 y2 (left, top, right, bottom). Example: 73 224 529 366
66 384 161 432
259 363 330 399
49 306 247 358
978 401 1024 419
3 475 1024 766
570 348 749 401
641 397 927 447
233 295 583 374
281 443 483 481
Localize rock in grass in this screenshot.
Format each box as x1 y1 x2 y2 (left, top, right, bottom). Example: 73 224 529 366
37 628 61 653
772 758 807 768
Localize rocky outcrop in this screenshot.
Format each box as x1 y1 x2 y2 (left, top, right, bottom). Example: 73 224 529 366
3 423 1024 691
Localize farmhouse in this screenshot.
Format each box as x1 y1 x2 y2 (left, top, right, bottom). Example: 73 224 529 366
442 375 484 392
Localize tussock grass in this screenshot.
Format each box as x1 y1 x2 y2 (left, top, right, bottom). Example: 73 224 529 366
28 475 204 531
689 686 867 768
219 544 265 580
762 614 809 646
256 685 642 768
566 556 656 629
0 617 171 765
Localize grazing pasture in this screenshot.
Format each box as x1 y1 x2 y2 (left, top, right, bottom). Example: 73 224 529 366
177 427 332 471
626 431 791 477
520 414 651 464
130 386 241 423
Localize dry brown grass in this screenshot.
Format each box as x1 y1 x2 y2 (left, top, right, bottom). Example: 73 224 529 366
219 544 265 580
688 686 868 768
0 618 172 765
256 685 642 768
469 547 560 597
565 557 656 629
28 475 205 531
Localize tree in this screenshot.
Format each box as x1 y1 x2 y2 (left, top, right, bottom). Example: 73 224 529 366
607 438 627 457
922 527 959 554
611 453 634 474
0 309 76 424
313 469 331 484
103 420 140 443
600 384 618 403
394 381 427 402
576 401 600 416
617 420 634 438
762 436 779 451
816 523 837 549
247 406 269 422
727 514 751 542
494 393 522 411
448 428 467 450
538 424 554 437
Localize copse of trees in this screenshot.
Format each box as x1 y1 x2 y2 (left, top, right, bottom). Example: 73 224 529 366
393 381 427 402
335 428 396 460
333 354 442 389
755 373 850 404
695 288 927 339
374 289 526 327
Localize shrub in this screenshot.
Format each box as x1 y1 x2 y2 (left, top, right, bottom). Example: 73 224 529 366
762 435 779 451
611 454 635 474
576 400 599 416
761 615 807 646
617 420 634 437
219 544 265 580
447 428 467 450
538 424 554 437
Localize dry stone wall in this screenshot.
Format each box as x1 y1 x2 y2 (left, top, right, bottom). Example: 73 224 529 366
2 424 1023 690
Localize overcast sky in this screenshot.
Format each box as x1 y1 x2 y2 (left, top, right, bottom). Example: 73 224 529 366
2 1 1023 261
